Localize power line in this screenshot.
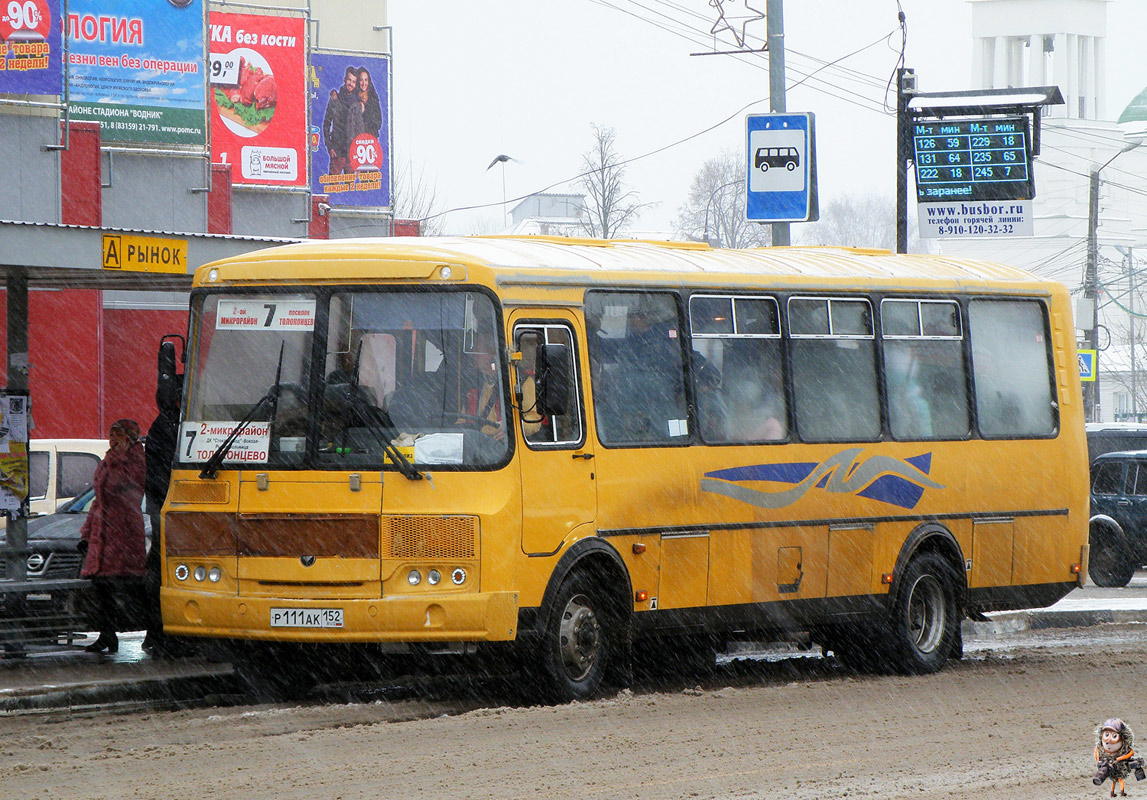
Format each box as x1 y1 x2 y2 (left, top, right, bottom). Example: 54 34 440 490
422 7 898 223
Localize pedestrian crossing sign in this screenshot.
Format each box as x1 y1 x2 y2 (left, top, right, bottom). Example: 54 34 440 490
1079 349 1097 382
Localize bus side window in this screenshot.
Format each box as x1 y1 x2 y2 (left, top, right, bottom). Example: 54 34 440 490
881 299 970 441
586 292 688 446
514 323 584 448
969 299 1055 438
689 294 786 443
789 297 880 442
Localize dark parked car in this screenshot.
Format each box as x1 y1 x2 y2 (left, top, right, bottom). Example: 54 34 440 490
1089 450 1147 587
0 488 151 642
1087 423 1147 465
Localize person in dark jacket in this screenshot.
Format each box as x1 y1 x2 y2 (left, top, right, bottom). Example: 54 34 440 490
142 403 178 655
79 419 147 655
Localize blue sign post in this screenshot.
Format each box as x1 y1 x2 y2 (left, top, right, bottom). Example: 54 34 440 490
746 112 818 223
1079 349 1097 382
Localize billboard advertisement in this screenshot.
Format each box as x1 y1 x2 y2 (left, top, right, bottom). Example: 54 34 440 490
309 51 390 208
66 0 207 146
209 11 306 187
0 0 63 94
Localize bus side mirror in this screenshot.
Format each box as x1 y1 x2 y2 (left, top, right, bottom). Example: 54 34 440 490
157 340 182 415
535 342 570 416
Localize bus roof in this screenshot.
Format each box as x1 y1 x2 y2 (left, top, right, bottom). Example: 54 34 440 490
193 235 1059 293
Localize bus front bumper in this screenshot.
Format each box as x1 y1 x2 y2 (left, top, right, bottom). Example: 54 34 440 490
161 588 520 643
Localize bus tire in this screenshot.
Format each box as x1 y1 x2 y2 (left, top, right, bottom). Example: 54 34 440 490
538 569 614 703
786 161 796 171
887 552 958 675
1089 522 1136 588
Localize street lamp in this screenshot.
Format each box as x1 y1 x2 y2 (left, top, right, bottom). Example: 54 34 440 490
486 154 518 230
1084 136 1145 422
704 179 740 248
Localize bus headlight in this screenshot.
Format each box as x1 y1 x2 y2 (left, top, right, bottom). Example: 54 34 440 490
194 566 207 582
175 564 189 581
407 569 422 586
451 568 466 585
427 569 441 585
208 567 222 583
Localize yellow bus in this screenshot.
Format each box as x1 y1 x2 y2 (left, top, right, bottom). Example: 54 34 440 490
160 236 1089 701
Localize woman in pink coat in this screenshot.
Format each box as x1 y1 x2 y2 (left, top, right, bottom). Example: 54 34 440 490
79 418 147 654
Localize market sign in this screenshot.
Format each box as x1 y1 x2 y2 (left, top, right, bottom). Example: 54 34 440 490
0 0 63 94
102 233 189 274
66 0 207 146
209 11 307 187
309 51 391 208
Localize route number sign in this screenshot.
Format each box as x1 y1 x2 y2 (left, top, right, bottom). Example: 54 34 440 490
912 116 1033 202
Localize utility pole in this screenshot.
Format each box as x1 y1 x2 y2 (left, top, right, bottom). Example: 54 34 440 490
3 266 29 655
767 0 789 247
1130 248 1138 421
895 68 915 255
1085 167 1101 422
1083 139 1145 423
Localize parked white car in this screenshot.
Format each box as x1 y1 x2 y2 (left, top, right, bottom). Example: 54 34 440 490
26 439 107 518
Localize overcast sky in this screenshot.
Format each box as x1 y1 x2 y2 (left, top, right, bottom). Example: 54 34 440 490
386 0 1147 236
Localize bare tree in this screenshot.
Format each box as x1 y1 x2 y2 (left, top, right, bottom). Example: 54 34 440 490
799 193 901 251
391 158 445 236
574 125 648 238
676 150 769 248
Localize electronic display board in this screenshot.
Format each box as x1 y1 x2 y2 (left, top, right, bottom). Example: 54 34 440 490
912 116 1032 202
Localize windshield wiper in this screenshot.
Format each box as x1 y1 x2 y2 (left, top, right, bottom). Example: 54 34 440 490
341 341 423 481
199 342 285 479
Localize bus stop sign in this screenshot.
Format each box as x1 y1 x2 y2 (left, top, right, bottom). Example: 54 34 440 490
745 112 819 223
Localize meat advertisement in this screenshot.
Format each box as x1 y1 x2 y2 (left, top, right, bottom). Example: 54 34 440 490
309 51 391 208
209 11 305 186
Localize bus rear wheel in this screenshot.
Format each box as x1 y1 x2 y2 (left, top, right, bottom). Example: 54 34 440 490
887 552 958 675
538 570 614 703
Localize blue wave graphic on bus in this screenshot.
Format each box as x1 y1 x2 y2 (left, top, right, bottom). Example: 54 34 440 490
701 448 944 510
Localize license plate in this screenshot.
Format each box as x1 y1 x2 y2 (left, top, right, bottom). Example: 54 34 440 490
269 607 344 628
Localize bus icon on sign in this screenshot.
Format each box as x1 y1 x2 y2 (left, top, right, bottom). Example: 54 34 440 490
754 147 799 173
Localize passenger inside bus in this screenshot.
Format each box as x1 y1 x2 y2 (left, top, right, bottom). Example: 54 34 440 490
588 293 687 444
884 344 934 439
692 352 728 441
515 332 547 442
461 324 505 440
692 344 786 443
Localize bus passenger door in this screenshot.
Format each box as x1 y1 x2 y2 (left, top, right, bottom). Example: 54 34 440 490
511 316 597 555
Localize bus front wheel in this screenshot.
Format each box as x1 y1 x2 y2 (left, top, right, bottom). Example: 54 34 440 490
538 570 614 702
887 552 958 675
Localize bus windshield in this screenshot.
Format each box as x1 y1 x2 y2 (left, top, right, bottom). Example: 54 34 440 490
179 289 510 469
